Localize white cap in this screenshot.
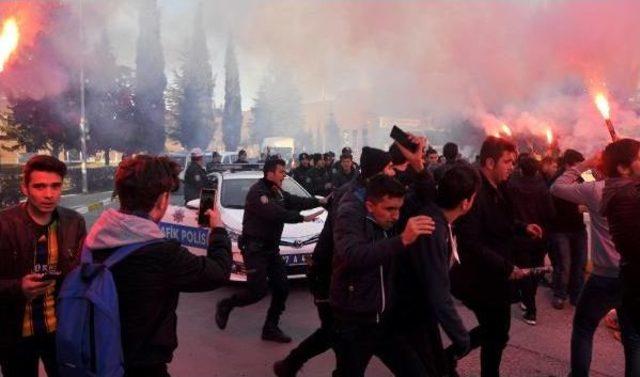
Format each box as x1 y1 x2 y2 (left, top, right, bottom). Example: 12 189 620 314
190 148 203 158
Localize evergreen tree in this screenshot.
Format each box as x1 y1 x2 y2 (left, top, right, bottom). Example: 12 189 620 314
252 67 306 147
222 37 242 151
324 112 341 152
134 0 167 153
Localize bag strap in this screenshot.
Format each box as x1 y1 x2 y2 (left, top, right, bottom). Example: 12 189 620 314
80 239 164 267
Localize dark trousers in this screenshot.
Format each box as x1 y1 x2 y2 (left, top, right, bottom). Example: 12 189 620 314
618 302 640 377
124 364 170 377
514 238 545 314
466 300 511 377
333 319 428 377
0 333 59 377
570 274 621 377
225 241 289 327
550 231 587 303
285 301 334 367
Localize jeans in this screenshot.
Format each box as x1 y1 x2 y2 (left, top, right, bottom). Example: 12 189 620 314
570 275 621 377
223 239 289 328
513 237 545 314
550 231 587 303
0 333 59 377
618 303 640 377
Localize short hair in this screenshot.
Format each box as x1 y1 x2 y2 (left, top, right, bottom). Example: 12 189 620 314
426 147 438 156
479 136 517 166
602 138 640 178
519 155 540 177
365 175 406 203
561 149 585 167
263 158 286 174
312 153 323 164
23 155 67 185
340 153 353 161
436 164 480 210
238 149 247 156
115 155 180 213
443 142 459 161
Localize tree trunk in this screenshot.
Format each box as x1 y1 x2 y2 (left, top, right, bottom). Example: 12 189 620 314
104 148 111 166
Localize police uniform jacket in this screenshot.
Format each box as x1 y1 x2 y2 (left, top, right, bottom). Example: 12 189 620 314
184 162 208 203
242 178 320 248
291 166 314 194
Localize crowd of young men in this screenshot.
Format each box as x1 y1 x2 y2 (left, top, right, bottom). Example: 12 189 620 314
1 133 640 377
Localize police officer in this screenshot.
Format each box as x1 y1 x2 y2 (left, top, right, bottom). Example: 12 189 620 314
206 151 222 172
215 158 326 343
183 148 208 204
235 149 249 163
310 153 332 196
291 153 314 194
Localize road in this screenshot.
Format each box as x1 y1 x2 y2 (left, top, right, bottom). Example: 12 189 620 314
45 192 626 376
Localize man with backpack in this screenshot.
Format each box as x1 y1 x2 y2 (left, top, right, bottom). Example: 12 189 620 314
0 155 86 377
57 155 232 377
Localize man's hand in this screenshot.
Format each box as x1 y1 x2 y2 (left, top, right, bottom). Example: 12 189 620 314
508 267 528 281
304 209 325 222
526 224 543 239
401 215 436 246
395 133 427 172
206 208 224 229
21 273 54 301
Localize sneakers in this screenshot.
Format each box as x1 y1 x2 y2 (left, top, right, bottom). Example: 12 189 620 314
552 297 565 310
262 326 292 343
523 310 537 326
520 302 527 312
273 359 301 377
215 300 233 330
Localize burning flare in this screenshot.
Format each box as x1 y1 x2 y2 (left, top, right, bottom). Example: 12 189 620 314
500 123 512 137
0 18 19 72
546 128 553 145
594 93 611 120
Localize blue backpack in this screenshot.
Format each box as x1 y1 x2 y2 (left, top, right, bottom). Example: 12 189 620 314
56 240 161 377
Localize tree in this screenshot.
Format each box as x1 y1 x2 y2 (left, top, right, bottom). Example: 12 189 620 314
324 112 342 152
222 37 242 151
85 32 139 164
167 5 214 150
252 67 306 148
134 0 167 153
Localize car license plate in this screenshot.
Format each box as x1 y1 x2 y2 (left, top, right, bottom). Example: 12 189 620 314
281 253 310 266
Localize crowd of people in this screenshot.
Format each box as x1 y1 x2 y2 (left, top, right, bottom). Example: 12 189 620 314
1 131 640 377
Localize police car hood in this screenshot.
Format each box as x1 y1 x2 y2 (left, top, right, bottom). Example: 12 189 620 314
221 207 326 240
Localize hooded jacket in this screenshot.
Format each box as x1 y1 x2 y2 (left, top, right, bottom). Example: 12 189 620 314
85 209 232 369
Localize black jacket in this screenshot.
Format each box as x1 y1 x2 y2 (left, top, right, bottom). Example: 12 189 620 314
450 171 525 305
310 167 332 196
393 203 469 352
291 165 314 194
330 185 404 322
601 177 640 323
183 162 209 203
549 168 585 233
331 167 357 190
0 204 86 349
93 228 232 369
242 178 319 247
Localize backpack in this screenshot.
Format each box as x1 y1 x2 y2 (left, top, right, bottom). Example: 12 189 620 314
56 240 161 377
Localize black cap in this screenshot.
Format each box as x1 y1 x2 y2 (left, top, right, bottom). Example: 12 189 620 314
298 152 310 161
360 147 391 180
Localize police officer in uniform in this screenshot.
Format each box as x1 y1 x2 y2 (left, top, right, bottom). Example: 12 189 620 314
291 153 314 194
183 148 208 204
215 158 326 343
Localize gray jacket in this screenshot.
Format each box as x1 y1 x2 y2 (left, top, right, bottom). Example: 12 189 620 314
550 167 619 278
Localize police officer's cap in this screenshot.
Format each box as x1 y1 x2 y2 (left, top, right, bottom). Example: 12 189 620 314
299 152 310 161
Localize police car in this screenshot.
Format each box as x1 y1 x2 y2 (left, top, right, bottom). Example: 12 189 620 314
158 168 326 282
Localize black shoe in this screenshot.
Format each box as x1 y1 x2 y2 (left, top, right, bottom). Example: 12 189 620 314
215 300 232 330
262 326 292 343
552 297 565 310
523 310 537 326
273 359 301 377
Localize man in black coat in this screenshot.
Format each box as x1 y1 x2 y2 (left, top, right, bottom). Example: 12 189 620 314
450 137 543 377
291 153 314 194
215 158 325 343
393 164 479 377
183 148 209 205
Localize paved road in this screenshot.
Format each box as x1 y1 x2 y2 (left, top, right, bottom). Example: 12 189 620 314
51 192 625 376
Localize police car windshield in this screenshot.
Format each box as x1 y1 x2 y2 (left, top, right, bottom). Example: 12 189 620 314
220 177 311 209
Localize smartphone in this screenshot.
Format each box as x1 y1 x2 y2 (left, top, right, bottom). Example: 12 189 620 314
40 270 62 281
198 188 217 226
390 125 418 152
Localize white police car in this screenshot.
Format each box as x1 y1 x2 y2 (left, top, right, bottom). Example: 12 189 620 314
158 169 326 282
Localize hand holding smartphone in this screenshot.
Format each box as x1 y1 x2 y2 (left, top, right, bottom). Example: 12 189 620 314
390 125 419 153
198 188 217 227
40 270 62 281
